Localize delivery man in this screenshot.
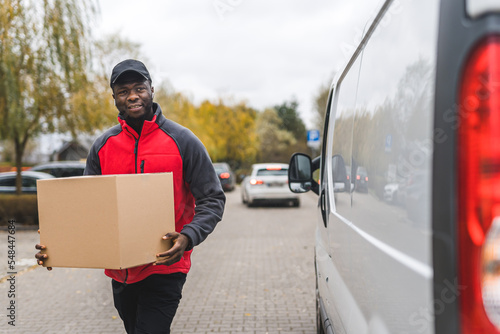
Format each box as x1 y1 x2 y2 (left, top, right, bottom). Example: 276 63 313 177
36 59 226 334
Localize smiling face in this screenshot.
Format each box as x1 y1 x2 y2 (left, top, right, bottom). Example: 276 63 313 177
112 71 155 121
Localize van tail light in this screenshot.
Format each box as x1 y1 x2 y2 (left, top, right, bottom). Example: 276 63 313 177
457 35 500 333
220 172 230 179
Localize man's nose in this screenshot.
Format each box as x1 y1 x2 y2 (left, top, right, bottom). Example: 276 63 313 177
127 91 139 101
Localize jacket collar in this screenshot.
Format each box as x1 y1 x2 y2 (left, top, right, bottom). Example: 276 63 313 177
118 103 164 138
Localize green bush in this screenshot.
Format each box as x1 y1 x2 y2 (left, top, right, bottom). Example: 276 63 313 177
0 194 39 226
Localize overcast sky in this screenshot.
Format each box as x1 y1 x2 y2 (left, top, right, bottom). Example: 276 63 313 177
95 0 382 129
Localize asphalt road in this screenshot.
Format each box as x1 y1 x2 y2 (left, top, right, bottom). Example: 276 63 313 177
0 186 318 334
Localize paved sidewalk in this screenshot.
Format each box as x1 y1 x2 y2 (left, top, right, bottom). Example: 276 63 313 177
0 188 317 333
0 229 39 280
0 267 123 334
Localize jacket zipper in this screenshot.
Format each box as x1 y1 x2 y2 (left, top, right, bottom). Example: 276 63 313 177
134 138 140 174
124 127 140 174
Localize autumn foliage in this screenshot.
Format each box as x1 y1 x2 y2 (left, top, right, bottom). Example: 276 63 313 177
155 89 309 175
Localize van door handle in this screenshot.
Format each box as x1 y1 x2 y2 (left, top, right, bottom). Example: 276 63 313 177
320 189 327 228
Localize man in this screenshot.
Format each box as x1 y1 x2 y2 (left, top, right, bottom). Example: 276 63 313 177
36 59 226 333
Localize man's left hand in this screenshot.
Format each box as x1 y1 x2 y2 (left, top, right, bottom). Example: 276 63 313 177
154 232 189 266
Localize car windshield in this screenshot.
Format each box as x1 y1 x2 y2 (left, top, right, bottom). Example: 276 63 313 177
256 168 288 176
213 163 229 171
357 167 367 176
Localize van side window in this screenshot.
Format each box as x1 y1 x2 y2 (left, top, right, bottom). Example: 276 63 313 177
326 56 362 218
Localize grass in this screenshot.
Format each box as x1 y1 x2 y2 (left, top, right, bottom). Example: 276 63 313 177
0 194 39 226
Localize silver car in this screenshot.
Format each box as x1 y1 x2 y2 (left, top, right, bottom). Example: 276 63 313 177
0 171 55 194
241 163 299 207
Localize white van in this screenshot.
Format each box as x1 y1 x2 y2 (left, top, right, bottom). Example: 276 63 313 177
288 1 500 333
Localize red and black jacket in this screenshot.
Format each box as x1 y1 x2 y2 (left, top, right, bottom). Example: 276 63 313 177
84 103 225 283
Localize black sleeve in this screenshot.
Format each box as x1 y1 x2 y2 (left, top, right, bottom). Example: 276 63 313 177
84 143 102 176
172 125 226 249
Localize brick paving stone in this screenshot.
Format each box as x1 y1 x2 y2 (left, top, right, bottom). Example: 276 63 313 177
0 266 124 333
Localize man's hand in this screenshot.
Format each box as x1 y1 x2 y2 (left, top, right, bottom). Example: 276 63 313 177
35 230 52 271
154 232 189 266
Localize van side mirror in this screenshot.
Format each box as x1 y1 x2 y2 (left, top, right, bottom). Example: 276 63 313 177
289 153 319 194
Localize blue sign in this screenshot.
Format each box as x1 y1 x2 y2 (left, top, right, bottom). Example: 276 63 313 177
307 130 320 142
307 130 320 149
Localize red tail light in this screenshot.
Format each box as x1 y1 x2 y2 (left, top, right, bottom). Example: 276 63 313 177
458 35 500 333
250 179 264 185
220 172 230 179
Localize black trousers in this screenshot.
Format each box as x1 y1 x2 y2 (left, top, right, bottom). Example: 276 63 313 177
112 273 187 334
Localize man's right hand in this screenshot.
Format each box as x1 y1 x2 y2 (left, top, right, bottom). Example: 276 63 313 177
35 229 52 271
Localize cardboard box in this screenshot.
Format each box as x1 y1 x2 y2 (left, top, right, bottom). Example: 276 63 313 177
37 173 175 269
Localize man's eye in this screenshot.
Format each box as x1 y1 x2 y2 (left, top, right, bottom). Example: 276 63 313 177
118 90 127 95
136 87 145 92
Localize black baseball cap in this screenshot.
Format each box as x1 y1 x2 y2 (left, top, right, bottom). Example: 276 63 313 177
110 59 152 87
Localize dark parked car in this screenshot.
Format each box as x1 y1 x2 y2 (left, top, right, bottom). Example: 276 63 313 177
30 161 86 178
355 166 368 192
0 171 55 194
213 162 235 192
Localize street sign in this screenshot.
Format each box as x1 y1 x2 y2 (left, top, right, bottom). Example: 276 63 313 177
307 130 320 149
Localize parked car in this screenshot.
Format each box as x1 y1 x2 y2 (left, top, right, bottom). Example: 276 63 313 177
383 182 399 204
354 166 368 192
0 171 55 194
287 1 500 333
213 162 235 192
30 161 86 178
241 163 299 207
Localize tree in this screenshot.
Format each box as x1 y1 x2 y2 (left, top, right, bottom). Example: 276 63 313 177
256 108 297 163
273 99 309 158
94 33 143 78
195 99 258 171
0 0 98 194
274 99 306 139
392 58 433 143
155 89 196 127
313 76 334 131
